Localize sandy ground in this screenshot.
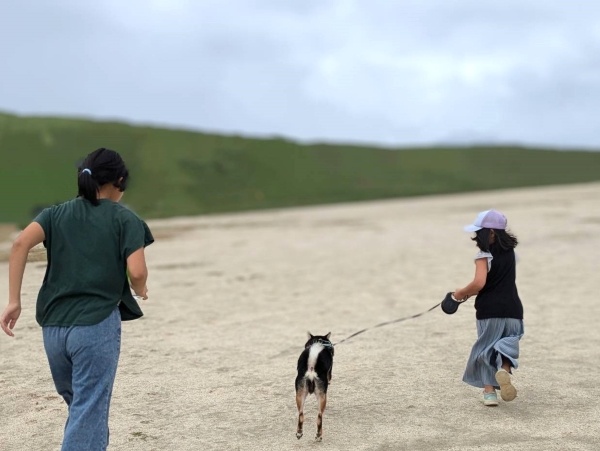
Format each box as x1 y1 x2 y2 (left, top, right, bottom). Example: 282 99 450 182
1 182 599 451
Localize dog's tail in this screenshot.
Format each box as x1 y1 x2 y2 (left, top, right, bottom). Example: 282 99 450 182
305 369 318 394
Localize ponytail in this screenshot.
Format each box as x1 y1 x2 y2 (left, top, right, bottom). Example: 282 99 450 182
78 166 101 205
77 148 129 205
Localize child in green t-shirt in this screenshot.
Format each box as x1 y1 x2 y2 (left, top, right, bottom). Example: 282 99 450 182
1 148 153 450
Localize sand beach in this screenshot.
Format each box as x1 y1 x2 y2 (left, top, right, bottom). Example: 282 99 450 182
1 182 599 451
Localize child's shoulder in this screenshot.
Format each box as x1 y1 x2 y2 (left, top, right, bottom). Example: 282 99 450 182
111 204 151 237
110 202 144 220
39 198 79 217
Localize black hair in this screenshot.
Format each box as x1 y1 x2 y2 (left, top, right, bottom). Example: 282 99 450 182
77 148 129 206
472 228 518 253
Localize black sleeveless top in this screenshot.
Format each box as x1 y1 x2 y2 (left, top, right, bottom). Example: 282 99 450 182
475 248 523 320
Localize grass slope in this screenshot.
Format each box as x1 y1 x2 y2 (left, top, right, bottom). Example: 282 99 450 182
1 112 599 224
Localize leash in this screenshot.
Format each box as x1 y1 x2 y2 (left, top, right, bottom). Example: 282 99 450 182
332 301 442 346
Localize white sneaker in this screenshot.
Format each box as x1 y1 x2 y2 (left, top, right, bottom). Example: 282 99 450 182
495 369 517 401
483 390 499 406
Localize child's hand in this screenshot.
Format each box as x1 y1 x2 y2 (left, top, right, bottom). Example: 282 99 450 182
453 290 468 302
133 285 148 300
0 302 22 337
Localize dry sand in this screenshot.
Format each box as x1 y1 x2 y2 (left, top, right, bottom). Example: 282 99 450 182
1 183 599 451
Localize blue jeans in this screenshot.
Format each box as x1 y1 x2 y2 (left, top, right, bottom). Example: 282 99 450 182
43 307 121 451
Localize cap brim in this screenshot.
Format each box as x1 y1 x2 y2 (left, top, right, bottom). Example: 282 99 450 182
464 224 482 232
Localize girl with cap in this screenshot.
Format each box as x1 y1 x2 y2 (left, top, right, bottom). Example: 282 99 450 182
0 148 154 450
453 209 524 407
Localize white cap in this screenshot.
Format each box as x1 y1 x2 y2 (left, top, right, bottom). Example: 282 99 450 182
464 209 507 232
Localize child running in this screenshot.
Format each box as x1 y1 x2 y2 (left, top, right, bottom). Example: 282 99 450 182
453 209 524 407
0 148 154 450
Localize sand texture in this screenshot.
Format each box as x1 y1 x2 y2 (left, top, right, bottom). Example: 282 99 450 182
1 182 599 451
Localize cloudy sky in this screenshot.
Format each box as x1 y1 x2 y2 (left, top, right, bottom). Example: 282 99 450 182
1 0 599 149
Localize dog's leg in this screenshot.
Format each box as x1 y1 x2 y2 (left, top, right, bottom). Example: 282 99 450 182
315 390 327 442
296 384 308 439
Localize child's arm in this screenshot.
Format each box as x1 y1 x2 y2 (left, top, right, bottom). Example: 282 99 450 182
1 222 46 337
454 258 488 301
127 247 148 300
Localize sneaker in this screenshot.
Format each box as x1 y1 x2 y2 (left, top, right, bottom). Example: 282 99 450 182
495 369 517 402
483 390 499 406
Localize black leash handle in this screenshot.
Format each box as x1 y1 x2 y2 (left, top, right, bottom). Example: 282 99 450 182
333 302 441 346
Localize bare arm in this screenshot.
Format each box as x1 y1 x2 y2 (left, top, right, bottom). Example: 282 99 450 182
127 247 148 300
454 258 488 301
1 222 45 337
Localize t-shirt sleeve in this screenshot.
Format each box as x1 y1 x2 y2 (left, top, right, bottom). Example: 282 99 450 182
474 251 493 272
120 210 155 259
33 207 52 247
142 221 155 247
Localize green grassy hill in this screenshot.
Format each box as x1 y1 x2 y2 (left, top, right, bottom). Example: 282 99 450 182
1 111 599 224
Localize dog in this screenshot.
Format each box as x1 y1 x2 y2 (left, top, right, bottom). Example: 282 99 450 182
295 332 334 441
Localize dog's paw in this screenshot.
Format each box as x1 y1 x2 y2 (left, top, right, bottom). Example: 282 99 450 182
315 435 322 442
296 432 303 440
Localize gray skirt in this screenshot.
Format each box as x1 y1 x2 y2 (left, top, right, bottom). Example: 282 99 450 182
462 318 524 389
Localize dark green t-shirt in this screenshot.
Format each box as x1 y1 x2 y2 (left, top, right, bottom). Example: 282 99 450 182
34 198 154 326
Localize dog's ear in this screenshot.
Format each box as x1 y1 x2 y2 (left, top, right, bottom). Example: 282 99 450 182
307 331 313 339
325 332 331 340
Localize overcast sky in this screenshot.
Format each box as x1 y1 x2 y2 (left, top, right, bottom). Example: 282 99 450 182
1 0 600 149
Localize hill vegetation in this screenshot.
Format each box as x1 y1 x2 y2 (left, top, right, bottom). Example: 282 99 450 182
1 112 599 224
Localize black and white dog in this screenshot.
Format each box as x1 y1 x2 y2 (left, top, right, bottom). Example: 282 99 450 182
295 332 334 441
